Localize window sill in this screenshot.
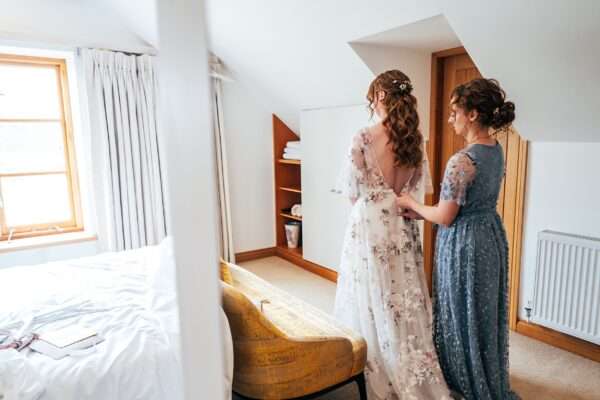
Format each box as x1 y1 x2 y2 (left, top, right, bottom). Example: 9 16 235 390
0 231 97 254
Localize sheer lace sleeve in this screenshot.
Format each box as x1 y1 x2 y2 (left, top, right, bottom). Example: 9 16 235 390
440 152 476 205
334 131 367 202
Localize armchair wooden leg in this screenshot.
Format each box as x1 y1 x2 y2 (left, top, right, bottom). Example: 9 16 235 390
233 372 368 400
355 372 367 400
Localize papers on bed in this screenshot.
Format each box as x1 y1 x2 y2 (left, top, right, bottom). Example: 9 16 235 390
29 325 104 360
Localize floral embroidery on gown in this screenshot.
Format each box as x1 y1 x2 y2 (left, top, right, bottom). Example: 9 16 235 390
334 129 451 400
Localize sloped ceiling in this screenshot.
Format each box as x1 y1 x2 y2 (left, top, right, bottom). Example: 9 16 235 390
204 0 442 132
104 0 599 141
203 0 600 141
354 14 460 52
103 0 159 49
0 0 154 53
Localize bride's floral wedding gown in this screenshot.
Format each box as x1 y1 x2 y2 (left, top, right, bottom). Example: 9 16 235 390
334 129 451 400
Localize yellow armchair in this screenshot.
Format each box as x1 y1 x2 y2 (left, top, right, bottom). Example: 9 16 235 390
221 263 366 400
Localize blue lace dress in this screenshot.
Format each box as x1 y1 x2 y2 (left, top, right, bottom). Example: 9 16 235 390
433 143 520 400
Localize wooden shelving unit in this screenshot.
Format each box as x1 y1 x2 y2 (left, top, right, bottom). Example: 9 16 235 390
271 114 338 283
279 186 302 194
278 159 301 165
273 115 303 258
279 212 302 222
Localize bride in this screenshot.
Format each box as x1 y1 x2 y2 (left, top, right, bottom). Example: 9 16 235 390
334 70 451 400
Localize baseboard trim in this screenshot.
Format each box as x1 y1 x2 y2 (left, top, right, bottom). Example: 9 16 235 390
234 246 338 283
516 320 600 363
276 247 338 283
235 247 277 263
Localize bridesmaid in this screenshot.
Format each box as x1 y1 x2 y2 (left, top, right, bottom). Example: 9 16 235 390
397 78 520 400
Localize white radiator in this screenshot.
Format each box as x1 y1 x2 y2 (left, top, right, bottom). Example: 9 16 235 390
532 230 600 345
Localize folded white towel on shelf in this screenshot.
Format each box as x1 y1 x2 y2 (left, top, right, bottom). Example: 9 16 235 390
282 153 301 160
284 148 301 156
283 141 301 160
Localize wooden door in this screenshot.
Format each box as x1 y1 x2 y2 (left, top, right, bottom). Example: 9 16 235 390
425 48 528 330
438 53 481 173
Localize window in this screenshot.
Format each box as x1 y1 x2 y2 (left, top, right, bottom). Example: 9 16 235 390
0 54 83 241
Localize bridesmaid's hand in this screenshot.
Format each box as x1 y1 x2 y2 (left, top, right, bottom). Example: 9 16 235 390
396 193 416 210
400 209 423 220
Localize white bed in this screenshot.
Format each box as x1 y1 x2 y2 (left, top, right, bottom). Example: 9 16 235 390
0 240 233 400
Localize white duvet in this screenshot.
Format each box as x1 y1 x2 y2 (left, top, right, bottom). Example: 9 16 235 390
0 246 185 400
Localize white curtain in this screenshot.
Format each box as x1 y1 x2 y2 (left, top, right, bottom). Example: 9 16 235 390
82 48 167 251
211 59 235 262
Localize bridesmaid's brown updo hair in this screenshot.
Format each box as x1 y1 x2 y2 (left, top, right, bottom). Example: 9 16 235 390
451 78 516 130
367 70 423 169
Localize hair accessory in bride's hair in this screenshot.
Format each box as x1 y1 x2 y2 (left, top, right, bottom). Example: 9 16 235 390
392 79 413 95
493 106 500 116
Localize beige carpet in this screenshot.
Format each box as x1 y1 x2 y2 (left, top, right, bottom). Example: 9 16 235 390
239 256 600 400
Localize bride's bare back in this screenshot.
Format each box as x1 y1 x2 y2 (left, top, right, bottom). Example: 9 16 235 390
366 124 419 195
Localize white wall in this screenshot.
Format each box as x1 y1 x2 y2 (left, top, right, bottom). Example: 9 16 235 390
519 142 600 318
221 81 275 253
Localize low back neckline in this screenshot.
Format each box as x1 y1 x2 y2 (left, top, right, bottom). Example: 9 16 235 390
362 127 415 195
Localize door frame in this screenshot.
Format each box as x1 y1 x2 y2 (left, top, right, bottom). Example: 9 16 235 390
423 46 527 332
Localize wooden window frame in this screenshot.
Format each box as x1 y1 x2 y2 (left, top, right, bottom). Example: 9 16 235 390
0 54 83 241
